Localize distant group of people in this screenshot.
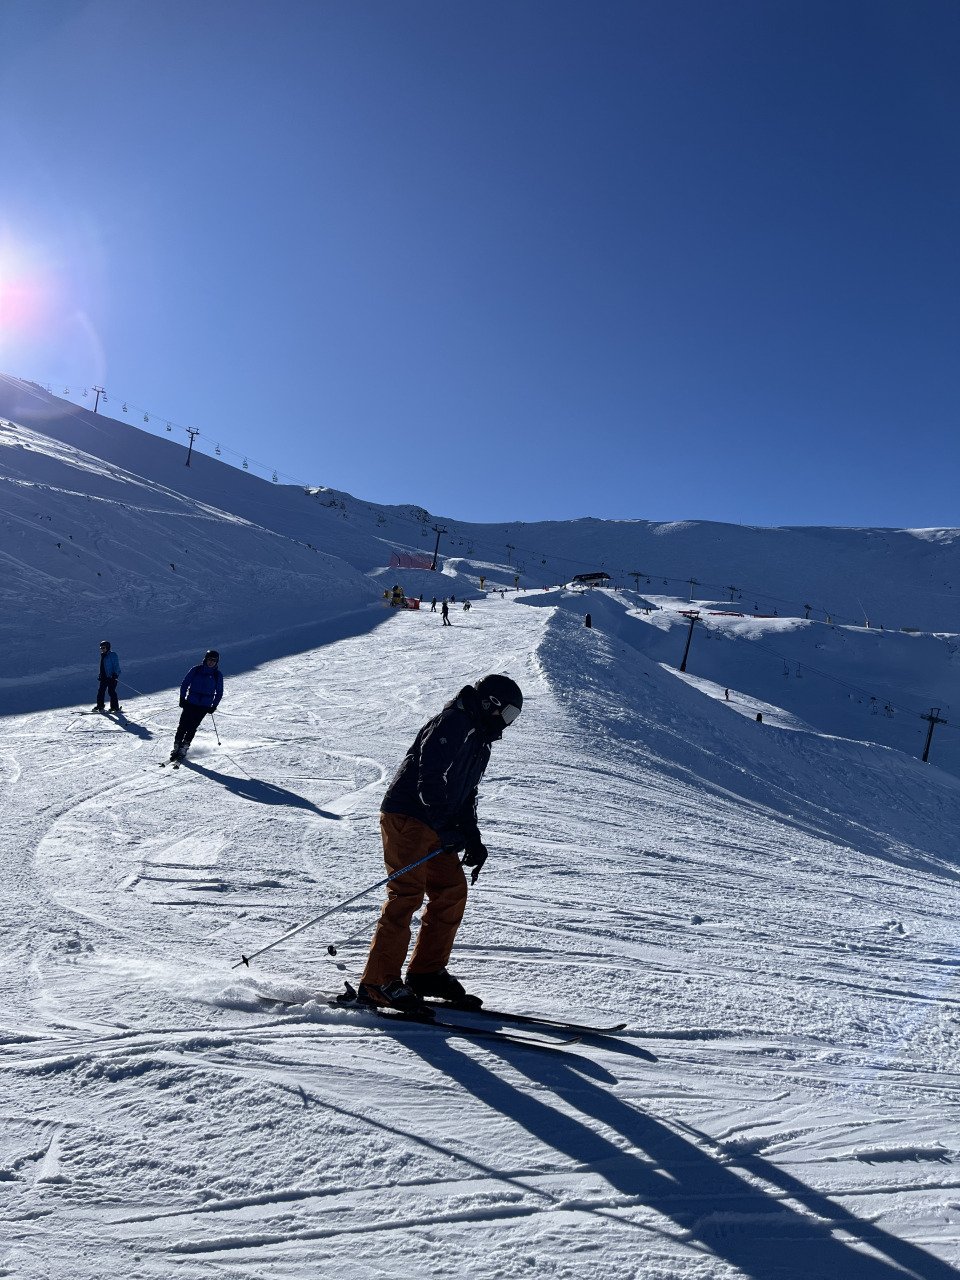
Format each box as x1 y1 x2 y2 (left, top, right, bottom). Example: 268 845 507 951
428 596 472 624
91 641 222 761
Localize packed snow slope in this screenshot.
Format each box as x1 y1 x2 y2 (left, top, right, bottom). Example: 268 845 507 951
2 584 959 1279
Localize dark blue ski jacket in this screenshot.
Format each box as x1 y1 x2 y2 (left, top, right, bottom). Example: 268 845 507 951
99 651 120 679
381 685 497 849
180 663 223 709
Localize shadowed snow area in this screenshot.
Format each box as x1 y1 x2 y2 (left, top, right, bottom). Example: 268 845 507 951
2 375 960 1278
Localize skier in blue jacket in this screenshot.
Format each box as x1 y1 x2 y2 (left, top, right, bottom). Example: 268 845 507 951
170 650 223 761
94 640 121 712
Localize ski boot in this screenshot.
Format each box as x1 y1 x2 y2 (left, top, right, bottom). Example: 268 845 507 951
405 968 483 1010
355 979 435 1020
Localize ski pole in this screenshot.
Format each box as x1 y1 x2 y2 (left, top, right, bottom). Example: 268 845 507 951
232 846 445 969
209 712 221 745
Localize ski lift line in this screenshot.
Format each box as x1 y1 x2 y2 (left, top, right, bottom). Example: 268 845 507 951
106 397 305 487
730 631 943 724
15 376 952 631
34 376 307 486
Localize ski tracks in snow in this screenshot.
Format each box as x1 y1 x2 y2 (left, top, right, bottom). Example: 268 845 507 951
2 599 960 1277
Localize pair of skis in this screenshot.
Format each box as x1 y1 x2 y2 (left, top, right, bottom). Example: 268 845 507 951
258 982 627 1051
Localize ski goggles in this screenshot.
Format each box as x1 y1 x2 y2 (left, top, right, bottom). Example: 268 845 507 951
486 695 521 725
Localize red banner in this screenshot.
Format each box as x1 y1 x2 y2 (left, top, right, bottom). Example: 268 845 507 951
389 551 433 570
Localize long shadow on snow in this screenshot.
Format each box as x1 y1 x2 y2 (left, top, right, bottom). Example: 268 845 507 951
108 713 153 741
400 1032 959 1280
180 759 341 819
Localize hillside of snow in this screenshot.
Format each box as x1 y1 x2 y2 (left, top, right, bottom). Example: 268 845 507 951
2 374 957 773
2 371 960 1278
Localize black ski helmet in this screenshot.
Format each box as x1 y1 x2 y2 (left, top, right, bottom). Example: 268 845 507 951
99 639 111 650
474 673 523 724
204 649 220 663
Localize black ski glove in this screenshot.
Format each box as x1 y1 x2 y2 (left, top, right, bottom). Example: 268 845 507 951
461 839 488 885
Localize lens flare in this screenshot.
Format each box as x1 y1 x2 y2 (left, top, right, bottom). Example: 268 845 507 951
0 236 56 337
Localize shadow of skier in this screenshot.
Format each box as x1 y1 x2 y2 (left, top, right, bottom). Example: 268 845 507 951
395 1031 960 1280
110 714 153 741
180 759 341 819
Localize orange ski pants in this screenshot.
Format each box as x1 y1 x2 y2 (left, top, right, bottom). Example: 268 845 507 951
360 813 468 987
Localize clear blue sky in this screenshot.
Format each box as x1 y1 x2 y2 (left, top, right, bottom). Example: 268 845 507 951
1 0 958 527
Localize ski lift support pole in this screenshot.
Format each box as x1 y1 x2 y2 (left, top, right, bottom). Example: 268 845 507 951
232 846 445 969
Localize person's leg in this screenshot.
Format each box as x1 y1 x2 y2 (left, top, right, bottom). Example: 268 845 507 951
173 705 201 750
180 703 207 747
96 676 108 709
360 814 437 987
406 852 468 977
107 677 120 711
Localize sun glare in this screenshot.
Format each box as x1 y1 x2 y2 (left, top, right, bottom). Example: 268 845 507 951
0 236 55 336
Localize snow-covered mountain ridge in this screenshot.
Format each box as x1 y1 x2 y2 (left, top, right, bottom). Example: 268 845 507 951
3 375 959 633
2 373 958 723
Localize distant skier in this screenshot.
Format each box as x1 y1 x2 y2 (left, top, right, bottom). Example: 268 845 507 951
94 640 121 712
357 674 524 1014
441 600 451 626
463 600 471 612
170 650 222 761
430 597 437 612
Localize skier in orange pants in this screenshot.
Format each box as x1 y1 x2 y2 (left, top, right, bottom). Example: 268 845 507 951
358 674 524 1014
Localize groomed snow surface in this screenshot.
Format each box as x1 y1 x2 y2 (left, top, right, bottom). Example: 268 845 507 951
2 379 960 1278
3 594 960 1279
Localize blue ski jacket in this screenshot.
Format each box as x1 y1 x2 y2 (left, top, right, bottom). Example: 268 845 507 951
380 685 497 849
99 651 120 679
180 663 223 709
